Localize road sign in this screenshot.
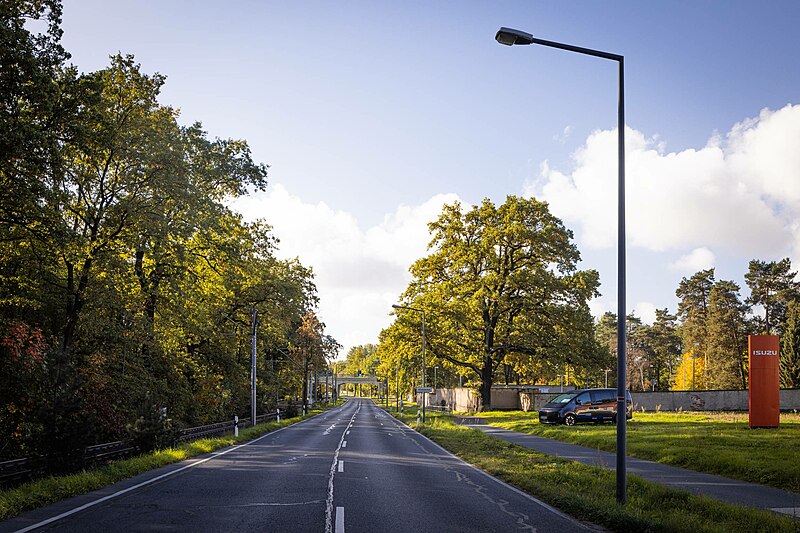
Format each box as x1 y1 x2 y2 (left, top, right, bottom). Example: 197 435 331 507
415 387 433 393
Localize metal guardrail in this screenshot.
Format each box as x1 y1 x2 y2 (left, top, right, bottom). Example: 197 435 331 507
0 411 282 487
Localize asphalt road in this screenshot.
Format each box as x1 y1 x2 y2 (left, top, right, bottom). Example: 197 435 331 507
2 399 597 532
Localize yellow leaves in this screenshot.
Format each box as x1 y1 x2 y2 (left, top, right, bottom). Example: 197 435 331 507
672 349 708 390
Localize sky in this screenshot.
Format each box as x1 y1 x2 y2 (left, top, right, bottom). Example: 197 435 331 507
60 1 800 358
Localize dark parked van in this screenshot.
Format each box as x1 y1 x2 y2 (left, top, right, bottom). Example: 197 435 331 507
538 388 633 426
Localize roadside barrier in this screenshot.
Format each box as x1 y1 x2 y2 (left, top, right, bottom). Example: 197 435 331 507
0 411 280 488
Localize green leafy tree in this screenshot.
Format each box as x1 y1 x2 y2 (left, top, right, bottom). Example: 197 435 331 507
706 280 749 389
781 300 800 388
393 196 600 408
646 309 683 391
745 258 798 335
676 269 715 389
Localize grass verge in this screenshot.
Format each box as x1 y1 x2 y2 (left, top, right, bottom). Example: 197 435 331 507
393 412 799 533
0 408 327 522
479 410 800 493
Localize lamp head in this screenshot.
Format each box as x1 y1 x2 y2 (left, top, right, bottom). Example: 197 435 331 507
495 27 534 46
392 304 402 309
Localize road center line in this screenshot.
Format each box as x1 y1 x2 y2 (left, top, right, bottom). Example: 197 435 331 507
335 506 345 533
338 460 344 472
342 441 347 448
325 402 360 533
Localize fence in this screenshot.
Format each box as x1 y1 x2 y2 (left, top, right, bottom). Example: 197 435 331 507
0 411 280 488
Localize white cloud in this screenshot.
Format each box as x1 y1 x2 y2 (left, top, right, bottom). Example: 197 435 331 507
669 247 716 273
526 104 800 264
230 185 461 355
633 302 657 324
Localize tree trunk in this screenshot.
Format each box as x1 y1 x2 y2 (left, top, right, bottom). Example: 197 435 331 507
479 356 493 409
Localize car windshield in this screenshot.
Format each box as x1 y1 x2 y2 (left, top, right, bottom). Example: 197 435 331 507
549 393 577 404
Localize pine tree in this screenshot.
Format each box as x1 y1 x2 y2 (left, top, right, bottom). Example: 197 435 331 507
780 301 800 388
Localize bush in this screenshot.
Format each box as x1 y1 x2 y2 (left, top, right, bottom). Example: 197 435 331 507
126 398 177 453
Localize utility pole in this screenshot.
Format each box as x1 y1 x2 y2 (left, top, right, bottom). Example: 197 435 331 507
251 308 258 427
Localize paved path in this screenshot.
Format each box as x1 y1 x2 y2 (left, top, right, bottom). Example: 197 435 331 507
458 418 800 518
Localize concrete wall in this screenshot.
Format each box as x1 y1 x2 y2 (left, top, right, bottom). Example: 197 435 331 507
424 387 481 412
630 389 800 411
428 388 800 412
425 387 556 412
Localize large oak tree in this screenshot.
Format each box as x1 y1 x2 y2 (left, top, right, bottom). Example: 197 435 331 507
392 196 600 408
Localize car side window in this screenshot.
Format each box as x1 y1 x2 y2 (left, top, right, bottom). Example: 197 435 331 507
591 390 615 404
575 392 590 405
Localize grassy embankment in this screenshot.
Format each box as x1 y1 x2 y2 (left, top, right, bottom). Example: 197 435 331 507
481 410 800 493
0 407 332 522
391 410 799 533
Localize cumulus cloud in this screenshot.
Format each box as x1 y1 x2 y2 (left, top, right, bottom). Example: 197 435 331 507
526 104 800 264
230 185 460 354
633 302 657 324
669 247 716 273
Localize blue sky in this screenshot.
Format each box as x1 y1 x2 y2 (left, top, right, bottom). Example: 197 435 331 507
61 2 800 356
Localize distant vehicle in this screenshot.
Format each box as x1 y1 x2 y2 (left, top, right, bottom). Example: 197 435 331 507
538 388 633 426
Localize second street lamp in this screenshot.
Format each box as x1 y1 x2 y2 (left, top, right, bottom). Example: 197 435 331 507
392 303 427 422
495 26 628 504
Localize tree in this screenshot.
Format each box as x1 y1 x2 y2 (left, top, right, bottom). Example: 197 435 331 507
673 348 707 391
781 300 800 388
291 312 339 412
676 269 715 387
745 258 798 335
393 196 600 408
645 309 683 391
706 281 749 389
0 0 71 229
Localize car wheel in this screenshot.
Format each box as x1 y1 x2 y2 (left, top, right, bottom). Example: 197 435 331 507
564 413 576 426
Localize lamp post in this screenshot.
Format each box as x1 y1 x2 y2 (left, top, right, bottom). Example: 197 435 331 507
392 303 426 422
495 26 627 503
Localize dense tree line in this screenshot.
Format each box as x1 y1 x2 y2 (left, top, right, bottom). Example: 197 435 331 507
1 1 333 465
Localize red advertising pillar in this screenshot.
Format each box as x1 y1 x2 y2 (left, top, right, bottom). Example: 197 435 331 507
748 335 780 428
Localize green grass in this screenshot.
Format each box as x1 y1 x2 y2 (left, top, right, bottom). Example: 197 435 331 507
392 412 799 533
0 408 328 522
479 410 800 493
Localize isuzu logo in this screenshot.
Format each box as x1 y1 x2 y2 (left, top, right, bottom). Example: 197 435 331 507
751 350 778 356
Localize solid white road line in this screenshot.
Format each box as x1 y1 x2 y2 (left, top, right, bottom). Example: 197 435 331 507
335 506 345 533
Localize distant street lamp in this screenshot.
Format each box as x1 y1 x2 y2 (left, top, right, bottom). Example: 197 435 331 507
495 26 627 503
392 303 426 422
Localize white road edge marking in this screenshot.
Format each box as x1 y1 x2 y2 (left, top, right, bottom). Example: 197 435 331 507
13 409 335 533
335 506 345 533
325 401 360 533
338 460 344 472
388 409 595 532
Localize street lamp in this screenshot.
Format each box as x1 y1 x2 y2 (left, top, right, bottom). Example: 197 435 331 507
495 26 627 504
392 303 427 422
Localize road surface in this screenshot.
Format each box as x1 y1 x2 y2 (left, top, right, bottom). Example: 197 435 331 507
2 399 596 532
